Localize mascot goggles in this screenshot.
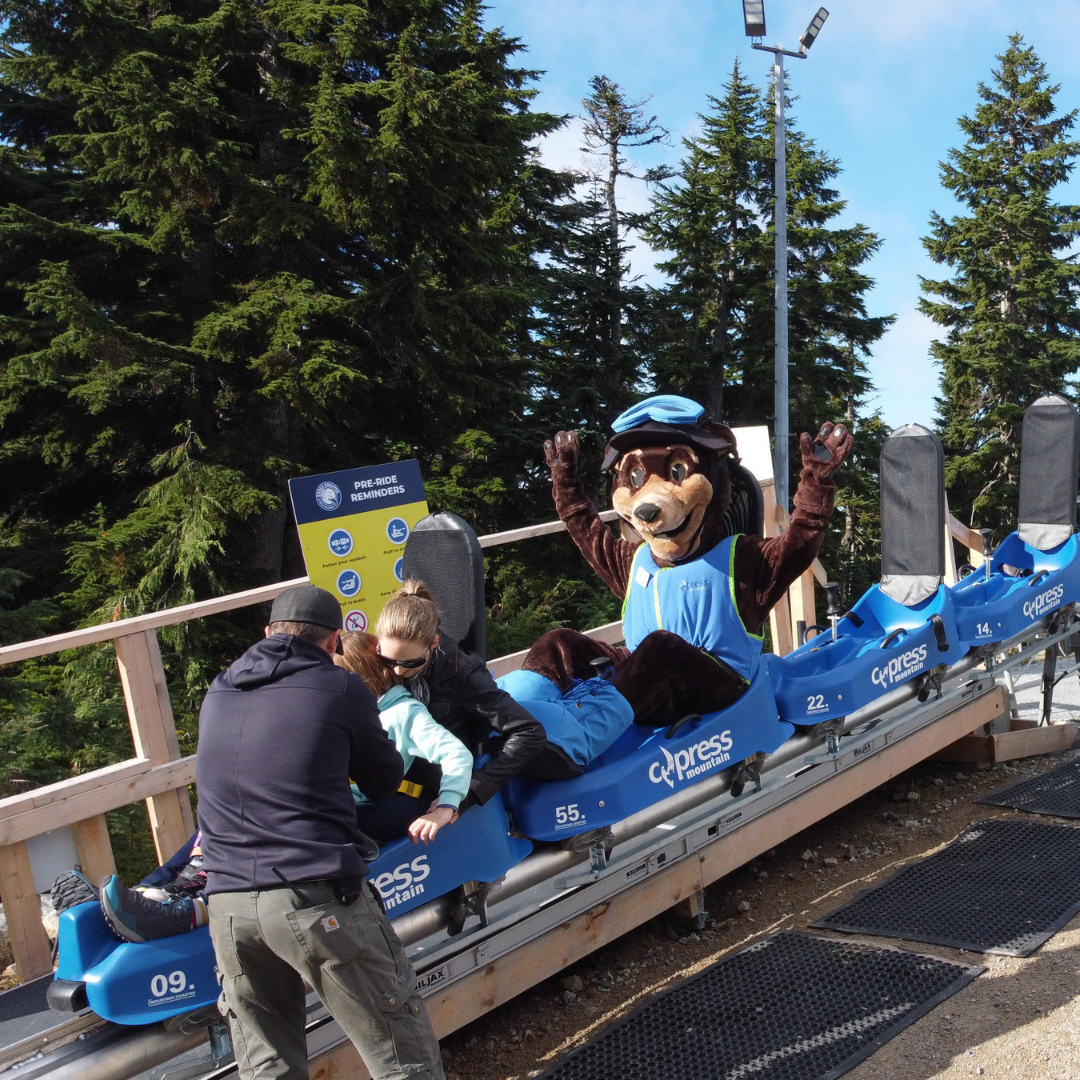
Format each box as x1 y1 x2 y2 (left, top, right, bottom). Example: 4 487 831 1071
611 395 705 434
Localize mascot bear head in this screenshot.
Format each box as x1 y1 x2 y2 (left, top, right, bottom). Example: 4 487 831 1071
602 395 739 568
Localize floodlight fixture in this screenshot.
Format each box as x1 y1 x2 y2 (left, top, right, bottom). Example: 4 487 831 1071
799 7 829 51
742 0 766 39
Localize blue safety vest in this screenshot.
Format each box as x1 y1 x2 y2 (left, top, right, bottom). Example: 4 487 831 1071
621 534 762 683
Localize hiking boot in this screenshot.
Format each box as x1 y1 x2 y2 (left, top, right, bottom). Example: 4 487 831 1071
51 869 99 913
100 875 194 943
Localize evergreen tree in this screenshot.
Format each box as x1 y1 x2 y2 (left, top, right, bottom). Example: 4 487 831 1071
0 0 570 858
482 80 672 651
574 75 668 419
922 36 1080 533
640 63 893 600
0 0 567 628
531 181 651 494
643 60 769 420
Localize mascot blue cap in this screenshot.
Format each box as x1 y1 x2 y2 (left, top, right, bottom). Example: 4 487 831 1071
611 395 705 433
603 394 734 473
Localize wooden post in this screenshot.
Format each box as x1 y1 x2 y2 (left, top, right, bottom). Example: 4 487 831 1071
114 630 195 862
948 512 986 571
942 493 959 586
762 481 793 657
770 503 816 651
72 814 116 886
0 841 53 982
788 569 817 646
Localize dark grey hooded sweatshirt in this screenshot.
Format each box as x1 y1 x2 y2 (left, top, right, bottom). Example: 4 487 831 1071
196 634 402 895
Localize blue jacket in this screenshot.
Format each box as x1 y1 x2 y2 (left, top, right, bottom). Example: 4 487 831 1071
196 634 402 894
622 534 762 683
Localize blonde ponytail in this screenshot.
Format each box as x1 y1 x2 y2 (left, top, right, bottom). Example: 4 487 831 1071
376 579 442 646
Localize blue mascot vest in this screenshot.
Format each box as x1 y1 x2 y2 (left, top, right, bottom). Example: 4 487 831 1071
621 534 762 683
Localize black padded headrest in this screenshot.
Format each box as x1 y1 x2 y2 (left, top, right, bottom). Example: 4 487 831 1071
723 462 764 538
1019 394 1079 551
880 424 945 605
402 512 486 659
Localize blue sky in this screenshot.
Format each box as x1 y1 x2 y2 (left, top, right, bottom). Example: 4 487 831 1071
484 0 1080 430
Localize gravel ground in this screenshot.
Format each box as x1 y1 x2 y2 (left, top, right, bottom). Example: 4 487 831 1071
439 669 1080 1080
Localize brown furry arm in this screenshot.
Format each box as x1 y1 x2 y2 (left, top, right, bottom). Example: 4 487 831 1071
546 431 637 598
733 501 828 634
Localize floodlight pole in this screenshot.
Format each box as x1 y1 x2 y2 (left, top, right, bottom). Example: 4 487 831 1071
752 41 806 511
773 47 790 512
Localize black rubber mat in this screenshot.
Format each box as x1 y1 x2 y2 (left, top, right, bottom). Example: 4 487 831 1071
814 818 1080 956
980 759 1080 818
535 932 979 1080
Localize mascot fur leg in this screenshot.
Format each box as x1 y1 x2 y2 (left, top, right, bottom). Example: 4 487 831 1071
611 630 745 725
521 628 626 689
522 628 745 727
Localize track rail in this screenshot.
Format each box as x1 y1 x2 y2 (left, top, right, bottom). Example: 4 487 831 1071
11 615 1075 1080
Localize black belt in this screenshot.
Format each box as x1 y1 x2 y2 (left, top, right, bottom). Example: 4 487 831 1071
269 866 364 906
300 876 366 894
301 876 365 905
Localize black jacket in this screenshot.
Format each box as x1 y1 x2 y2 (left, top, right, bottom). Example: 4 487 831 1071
408 642 545 809
196 634 402 894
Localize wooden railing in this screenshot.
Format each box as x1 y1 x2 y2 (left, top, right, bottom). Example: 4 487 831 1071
0 492 984 984
0 510 622 982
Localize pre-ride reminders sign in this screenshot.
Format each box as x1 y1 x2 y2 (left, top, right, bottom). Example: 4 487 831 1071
288 460 429 632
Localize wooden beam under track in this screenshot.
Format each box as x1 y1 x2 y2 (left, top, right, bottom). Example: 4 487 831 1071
307 685 1006 1079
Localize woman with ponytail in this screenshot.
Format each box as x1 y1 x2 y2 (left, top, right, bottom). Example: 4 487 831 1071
335 632 472 844
375 580 546 812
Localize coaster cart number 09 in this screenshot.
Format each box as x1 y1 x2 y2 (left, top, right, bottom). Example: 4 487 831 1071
150 969 192 1002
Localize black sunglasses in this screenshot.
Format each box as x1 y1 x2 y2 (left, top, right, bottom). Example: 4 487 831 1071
376 651 429 670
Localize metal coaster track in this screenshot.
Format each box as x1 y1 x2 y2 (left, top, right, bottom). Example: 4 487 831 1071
7 615 1073 1080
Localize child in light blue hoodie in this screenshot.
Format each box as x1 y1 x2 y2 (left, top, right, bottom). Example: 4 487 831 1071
336 631 473 845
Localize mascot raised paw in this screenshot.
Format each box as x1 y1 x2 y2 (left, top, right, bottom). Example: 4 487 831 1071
517 394 853 731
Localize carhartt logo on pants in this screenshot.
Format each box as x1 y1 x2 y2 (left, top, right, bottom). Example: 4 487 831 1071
321 916 340 933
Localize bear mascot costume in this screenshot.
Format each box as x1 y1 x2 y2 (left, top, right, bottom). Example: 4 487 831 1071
500 395 852 779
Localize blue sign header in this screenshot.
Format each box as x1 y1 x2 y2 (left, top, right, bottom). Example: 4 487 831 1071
288 459 425 526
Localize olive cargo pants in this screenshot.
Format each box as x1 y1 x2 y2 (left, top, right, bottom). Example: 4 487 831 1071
209 883 445 1080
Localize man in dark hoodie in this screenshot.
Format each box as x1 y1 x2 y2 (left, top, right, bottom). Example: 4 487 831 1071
195 585 445 1080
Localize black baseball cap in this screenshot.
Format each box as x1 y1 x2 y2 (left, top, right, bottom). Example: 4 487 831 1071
269 585 343 631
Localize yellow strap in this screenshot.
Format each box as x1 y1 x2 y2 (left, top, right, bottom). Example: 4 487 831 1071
398 780 424 799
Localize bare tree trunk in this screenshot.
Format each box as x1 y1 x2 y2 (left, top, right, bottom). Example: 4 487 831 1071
252 399 289 579
606 140 622 359
708 279 727 421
